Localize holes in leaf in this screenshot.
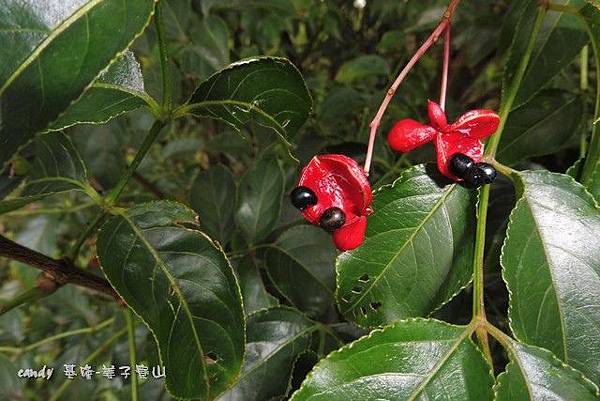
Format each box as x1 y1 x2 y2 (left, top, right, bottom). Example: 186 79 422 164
370 301 382 311
359 306 367 316
204 352 218 364
340 295 350 304
351 286 362 294
358 274 369 283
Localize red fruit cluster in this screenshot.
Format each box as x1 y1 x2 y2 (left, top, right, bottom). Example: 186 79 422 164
292 154 372 251
387 100 500 181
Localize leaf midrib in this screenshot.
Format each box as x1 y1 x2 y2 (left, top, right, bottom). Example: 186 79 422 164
0 0 104 95
520 193 569 361
345 185 458 313
120 213 211 393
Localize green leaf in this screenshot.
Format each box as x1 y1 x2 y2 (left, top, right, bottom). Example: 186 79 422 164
568 157 599 202
337 165 476 327
72 121 127 190
264 225 336 318
502 0 588 110
502 170 600 384
335 55 390 85
290 319 493 401
235 257 277 316
185 57 312 145
49 51 155 130
496 340 599 401
0 132 89 215
511 2 589 109
97 201 245 400
579 2 600 198
216 307 320 401
0 0 156 172
497 90 583 165
235 155 284 245
190 164 237 245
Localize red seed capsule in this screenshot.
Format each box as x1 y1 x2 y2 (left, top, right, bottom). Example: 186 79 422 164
387 100 500 183
292 154 372 251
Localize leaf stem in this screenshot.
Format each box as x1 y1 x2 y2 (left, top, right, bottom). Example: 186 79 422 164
107 120 166 204
363 0 461 174
472 186 490 321
0 317 115 354
0 286 50 316
125 309 139 401
154 0 173 114
470 5 546 364
4 202 95 217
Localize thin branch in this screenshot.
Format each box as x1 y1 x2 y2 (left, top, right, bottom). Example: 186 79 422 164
107 120 166 203
125 310 139 401
0 234 120 301
0 286 50 316
440 24 451 111
154 0 173 113
363 0 461 174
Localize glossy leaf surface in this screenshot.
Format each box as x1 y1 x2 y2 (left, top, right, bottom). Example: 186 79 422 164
97 201 245 399
49 51 153 130
502 171 600 384
496 340 599 401
290 319 493 401
186 57 312 144
217 307 319 401
0 0 156 171
0 132 89 214
337 165 476 327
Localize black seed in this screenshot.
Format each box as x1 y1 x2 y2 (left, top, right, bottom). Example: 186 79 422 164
320 207 346 231
476 162 497 184
449 153 475 178
463 167 485 188
290 186 317 210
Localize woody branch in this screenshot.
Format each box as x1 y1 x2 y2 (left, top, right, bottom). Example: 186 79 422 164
0 234 120 301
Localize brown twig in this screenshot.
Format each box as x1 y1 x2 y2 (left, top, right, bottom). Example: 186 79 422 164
363 0 462 174
0 234 120 301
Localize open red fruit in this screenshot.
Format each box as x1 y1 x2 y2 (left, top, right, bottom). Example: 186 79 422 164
293 154 372 251
386 100 500 181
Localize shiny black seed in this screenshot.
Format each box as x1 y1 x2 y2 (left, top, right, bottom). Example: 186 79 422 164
449 153 475 178
463 167 485 188
476 162 497 184
320 207 346 232
290 186 317 210
463 163 497 188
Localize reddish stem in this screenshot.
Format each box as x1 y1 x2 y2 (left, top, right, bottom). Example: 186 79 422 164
440 24 451 111
363 0 461 174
